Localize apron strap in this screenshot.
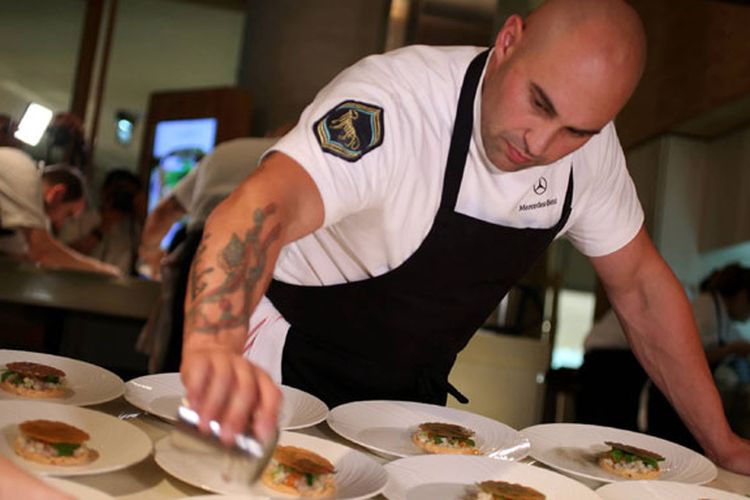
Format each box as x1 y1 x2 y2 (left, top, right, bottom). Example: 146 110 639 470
439 49 490 214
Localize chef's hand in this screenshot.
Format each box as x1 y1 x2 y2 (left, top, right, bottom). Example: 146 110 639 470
180 339 281 446
707 433 750 475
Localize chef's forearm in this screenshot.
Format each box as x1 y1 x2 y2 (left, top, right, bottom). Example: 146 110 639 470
182 153 324 353
592 228 735 457
610 258 733 456
183 199 283 353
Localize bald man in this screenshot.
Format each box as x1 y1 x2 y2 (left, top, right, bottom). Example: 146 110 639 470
179 0 750 472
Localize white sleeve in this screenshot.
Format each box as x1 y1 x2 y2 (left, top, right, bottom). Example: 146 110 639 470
564 123 645 257
0 149 46 230
269 57 404 227
170 165 198 212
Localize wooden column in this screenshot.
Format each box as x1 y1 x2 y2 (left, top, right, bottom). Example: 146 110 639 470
238 0 392 135
70 0 104 124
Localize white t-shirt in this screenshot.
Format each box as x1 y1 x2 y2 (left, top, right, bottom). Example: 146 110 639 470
172 137 277 231
246 45 644 381
0 147 46 255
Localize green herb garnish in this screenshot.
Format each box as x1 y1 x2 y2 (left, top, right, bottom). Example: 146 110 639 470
305 473 316 486
51 443 80 457
42 375 59 384
1 370 16 382
433 436 443 444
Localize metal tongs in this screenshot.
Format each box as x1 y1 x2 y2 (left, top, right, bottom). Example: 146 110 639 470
175 402 279 485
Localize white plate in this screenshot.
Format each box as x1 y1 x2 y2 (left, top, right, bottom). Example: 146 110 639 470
0 400 152 476
125 373 328 430
0 349 124 406
44 478 115 499
522 423 717 484
384 454 602 500
280 385 329 430
597 480 747 499
327 400 529 460
155 430 388 499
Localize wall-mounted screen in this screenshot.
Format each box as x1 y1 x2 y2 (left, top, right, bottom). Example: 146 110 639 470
147 117 218 251
148 117 217 212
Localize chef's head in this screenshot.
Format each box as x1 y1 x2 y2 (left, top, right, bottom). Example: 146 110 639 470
41 164 87 231
481 0 646 172
703 264 750 323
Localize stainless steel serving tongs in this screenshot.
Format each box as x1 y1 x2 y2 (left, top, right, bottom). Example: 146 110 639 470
175 401 279 485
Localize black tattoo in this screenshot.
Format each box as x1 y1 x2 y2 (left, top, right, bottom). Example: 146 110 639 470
189 235 213 301
186 204 281 335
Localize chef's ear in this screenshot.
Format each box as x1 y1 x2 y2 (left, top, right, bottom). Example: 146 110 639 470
493 15 524 58
44 183 67 205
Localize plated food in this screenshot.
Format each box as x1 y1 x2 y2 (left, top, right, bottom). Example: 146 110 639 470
14 420 98 466
522 423 717 484
472 480 545 500
412 422 481 455
0 400 152 476
327 400 529 460
1 362 66 398
155 430 387 499
262 445 336 498
0 350 124 406
598 441 664 480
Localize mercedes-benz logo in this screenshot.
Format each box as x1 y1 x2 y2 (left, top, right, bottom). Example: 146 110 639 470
533 177 548 195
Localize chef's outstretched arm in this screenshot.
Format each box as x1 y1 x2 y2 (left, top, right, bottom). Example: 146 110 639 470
180 152 324 444
591 225 750 474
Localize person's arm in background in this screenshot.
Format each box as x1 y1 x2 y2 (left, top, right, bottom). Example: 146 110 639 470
706 342 750 365
65 211 111 255
181 151 324 444
0 455 72 500
22 227 120 276
67 227 103 254
591 226 750 474
139 165 197 279
138 195 186 278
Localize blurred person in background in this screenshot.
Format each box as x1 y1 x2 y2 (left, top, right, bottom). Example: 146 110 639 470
0 149 120 276
59 169 145 275
578 263 750 449
139 132 289 278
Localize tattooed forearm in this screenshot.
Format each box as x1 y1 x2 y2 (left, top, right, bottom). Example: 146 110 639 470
189 235 213 301
186 204 281 335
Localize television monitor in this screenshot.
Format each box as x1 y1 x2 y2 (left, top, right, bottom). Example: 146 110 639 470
147 117 218 250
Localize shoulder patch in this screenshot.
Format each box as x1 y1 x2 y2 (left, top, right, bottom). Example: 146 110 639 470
313 100 384 162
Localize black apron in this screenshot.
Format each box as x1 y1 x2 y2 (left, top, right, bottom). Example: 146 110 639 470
266 49 574 408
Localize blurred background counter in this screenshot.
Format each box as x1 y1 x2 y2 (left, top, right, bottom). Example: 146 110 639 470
0 257 158 378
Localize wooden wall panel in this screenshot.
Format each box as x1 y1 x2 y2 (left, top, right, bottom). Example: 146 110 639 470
617 0 750 148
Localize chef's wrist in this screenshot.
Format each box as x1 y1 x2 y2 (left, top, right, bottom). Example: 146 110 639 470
183 329 244 354
701 425 738 463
